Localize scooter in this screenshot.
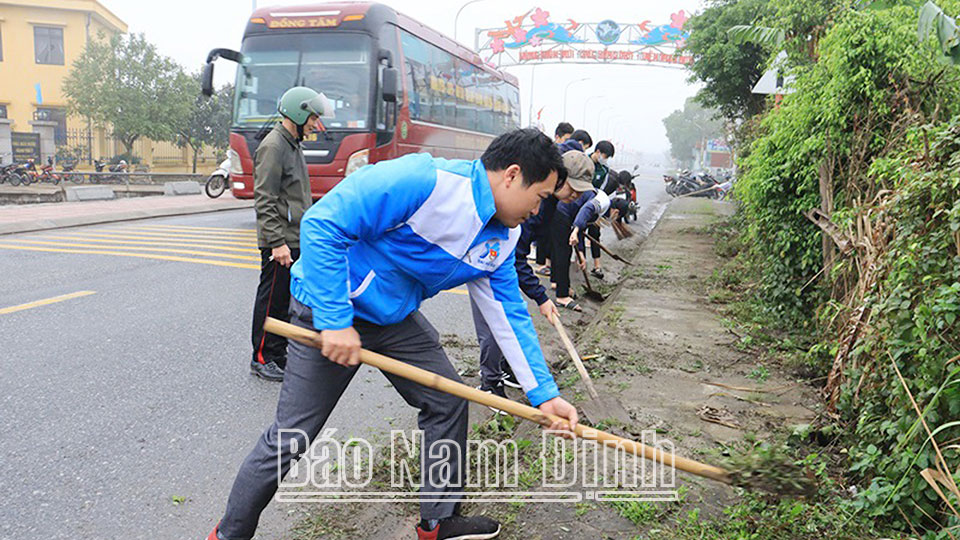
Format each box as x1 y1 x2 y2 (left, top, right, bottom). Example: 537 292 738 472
204 157 231 198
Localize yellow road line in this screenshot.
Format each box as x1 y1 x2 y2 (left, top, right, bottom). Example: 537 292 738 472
139 224 257 233
0 243 260 270
0 290 96 315
14 240 260 261
442 288 469 296
39 235 259 253
50 231 257 247
116 226 257 238
93 229 260 243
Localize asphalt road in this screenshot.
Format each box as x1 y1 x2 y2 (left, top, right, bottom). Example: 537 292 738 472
0 169 670 540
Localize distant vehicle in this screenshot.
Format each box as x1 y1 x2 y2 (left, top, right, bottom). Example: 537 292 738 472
201 2 521 199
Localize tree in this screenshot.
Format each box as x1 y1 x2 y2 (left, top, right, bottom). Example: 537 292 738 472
662 97 725 167
176 73 233 173
63 33 193 158
683 0 774 122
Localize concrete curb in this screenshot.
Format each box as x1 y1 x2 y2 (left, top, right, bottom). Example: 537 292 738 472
0 199 254 236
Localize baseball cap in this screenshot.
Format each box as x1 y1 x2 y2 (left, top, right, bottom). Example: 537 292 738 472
562 151 596 193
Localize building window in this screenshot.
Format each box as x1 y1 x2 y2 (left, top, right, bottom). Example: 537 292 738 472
35 26 64 65
1 25 4 62
0 105 7 119
35 107 67 143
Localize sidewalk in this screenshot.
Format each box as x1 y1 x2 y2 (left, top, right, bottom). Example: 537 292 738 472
0 193 253 235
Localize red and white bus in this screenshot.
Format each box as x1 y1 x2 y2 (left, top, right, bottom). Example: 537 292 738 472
202 2 521 199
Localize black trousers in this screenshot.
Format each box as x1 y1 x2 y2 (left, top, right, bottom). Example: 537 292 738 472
587 223 601 260
550 212 574 298
535 230 551 266
251 247 300 368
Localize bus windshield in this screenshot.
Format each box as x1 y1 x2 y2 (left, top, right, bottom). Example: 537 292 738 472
233 33 373 130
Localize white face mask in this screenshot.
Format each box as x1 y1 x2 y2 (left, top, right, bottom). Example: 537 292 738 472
598 156 608 166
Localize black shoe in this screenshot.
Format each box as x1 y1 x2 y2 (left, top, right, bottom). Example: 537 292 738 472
417 514 501 540
591 268 605 280
477 383 508 416
250 360 284 382
500 369 522 390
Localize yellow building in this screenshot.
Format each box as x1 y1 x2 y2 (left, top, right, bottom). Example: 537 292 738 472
0 0 126 136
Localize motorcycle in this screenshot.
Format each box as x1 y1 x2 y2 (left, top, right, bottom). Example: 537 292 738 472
204 157 231 198
663 170 724 199
0 163 24 186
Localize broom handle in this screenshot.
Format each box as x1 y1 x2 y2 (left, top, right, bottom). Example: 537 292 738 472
264 317 732 485
586 234 633 265
552 315 600 400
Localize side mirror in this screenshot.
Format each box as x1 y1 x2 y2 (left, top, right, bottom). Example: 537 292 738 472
201 48 243 98
201 62 215 97
382 67 399 103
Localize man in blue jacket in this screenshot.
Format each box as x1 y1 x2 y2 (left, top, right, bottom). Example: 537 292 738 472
210 129 578 540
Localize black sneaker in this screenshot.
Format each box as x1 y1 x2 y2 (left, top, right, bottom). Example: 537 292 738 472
500 369 522 390
250 360 284 382
591 268 605 280
477 383 508 416
417 514 501 540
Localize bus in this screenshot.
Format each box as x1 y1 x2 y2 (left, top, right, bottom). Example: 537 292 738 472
202 2 521 199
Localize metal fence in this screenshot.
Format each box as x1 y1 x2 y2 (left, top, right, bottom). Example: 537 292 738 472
59 128 222 170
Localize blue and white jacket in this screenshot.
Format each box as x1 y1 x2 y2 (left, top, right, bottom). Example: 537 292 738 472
289 153 560 407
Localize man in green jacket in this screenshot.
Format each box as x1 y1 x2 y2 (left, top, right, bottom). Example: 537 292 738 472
250 86 332 381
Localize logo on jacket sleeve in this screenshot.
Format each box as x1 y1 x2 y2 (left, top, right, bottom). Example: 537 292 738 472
479 240 500 262
468 238 504 270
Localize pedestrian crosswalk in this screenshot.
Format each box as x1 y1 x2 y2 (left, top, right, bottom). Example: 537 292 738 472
0 224 261 270
0 224 470 296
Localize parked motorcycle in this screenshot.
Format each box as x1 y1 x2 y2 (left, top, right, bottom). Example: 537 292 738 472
0 163 24 186
204 157 231 198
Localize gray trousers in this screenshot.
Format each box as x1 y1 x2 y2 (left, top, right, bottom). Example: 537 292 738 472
470 296 507 390
218 298 469 540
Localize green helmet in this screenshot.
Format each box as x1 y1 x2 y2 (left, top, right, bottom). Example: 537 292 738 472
277 86 334 126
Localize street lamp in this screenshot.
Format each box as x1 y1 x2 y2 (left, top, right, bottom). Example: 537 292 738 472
562 78 590 122
582 95 605 128
454 0 486 43
594 106 617 137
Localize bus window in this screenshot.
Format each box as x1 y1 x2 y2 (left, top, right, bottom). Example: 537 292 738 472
456 59 477 131
234 33 372 130
431 46 456 129
400 29 429 122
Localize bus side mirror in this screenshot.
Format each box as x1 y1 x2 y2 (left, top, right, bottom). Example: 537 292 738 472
382 67 399 103
201 62 215 97
202 48 244 98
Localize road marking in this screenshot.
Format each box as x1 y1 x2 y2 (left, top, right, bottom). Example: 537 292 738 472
116 226 257 238
39 235 259 253
442 288 469 296
0 290 96 315
0 243 260 270
93 229 260 243
139 224 257 233
48 231 257 247
13 240 260 261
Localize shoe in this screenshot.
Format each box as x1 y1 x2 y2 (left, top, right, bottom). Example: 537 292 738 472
477 383 508 416
417 514 501 539
250 360 284 382
500 370 522 390
590 268 604 280
206 523 223 540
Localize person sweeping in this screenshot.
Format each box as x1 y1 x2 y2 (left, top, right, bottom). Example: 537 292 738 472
208 128 578 540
